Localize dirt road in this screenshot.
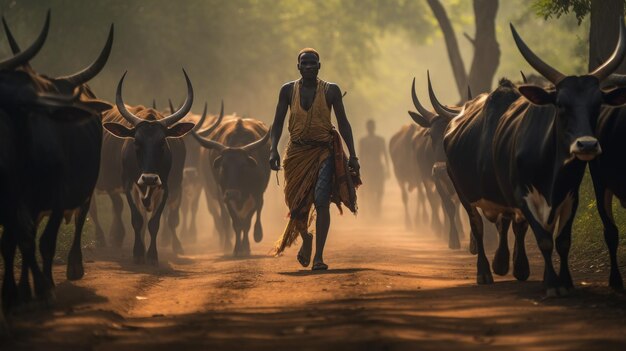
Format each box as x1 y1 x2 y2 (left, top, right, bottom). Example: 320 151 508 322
3 184 626 351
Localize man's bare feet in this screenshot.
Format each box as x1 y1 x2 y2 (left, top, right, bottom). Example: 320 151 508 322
312 261 328 271
297 233 313 267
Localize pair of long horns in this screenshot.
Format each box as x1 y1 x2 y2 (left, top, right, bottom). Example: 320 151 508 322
410 71 460 122
116 69 193 127
511 17 626 84
192 117 271 153
1 10 114 86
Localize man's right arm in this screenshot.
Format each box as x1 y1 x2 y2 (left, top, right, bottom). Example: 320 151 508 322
269 83 292 170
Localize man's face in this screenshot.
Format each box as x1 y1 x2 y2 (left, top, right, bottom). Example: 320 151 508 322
298 52 320 80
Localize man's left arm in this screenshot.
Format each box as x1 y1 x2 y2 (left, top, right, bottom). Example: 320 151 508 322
329 84 359 174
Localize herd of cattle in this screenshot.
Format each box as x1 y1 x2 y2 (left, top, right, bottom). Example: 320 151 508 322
0 12 271 332
392 18 626 298
3 9 626 335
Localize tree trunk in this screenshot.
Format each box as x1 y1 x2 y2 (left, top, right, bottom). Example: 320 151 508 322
468 0 500 94
426 0 468 99
426 0 500 100
589 0 625 74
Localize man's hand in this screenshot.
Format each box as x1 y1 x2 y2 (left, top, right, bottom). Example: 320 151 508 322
269 150 281 171
348 156 360 175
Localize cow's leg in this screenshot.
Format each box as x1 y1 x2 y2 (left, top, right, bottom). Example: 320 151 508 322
89 195 106 247
219 201 233 251
460 200 492 284
39 210 63 288
426 181 444 235
146 189 168 266
1 227 18 311
414 182 426 229
242 214 253 256
188 188 201 243
492 216 512 276
20 223 51 302
126 187 146 264
399 181 411 231
590 166 623 289
110 192 126 248
167 198 184 255
512 220 529 281
180 192 190 240
232 218 242 257
555 195 578 294
520 205 559 297
18 253 31 303
253 195 264 243
67 199 90 280
434 176 459 249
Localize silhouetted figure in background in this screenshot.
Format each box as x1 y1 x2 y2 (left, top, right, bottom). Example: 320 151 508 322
359 119 389 217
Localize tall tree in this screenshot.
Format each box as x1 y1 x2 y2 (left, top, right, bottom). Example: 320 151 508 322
533 0 626 73
426 0 500 97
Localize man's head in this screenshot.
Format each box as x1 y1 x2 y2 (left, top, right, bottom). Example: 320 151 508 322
297 48 320 80
366 119 375 135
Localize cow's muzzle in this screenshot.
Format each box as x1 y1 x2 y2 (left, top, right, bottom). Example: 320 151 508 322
138 173 162 187
570 136 602 161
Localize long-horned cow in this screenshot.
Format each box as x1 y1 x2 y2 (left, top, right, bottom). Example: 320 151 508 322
0 11 114 312
103 70 197 265
443 19 626 296
192 115 271 256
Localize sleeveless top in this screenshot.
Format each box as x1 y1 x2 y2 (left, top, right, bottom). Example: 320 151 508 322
288 78 333 145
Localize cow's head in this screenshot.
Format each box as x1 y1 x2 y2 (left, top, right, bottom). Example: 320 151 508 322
408 72 464 166
511 19 626 161
192 118 270 205
104 70 196 193
1 11 114 115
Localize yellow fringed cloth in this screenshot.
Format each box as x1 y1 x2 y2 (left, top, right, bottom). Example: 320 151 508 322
272 78 361 255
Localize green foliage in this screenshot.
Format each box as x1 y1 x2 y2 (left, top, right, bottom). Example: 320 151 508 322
572 170 626 269
532 0 591 23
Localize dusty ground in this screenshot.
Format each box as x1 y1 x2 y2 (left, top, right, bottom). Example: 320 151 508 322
2 184 626 351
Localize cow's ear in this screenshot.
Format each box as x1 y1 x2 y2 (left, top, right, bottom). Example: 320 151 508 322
408 111 431 128
213 155 223 169
167 122 195 138
83 99 113 113
104 122 135 138
247 156 258 167
517 85 555 105
603 87 626 106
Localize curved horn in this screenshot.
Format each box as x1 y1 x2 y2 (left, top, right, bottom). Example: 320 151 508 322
115 71 144 126
605 73 626 87
198 100 224 135
427 71 456 119
191 129 226 152
160 68 194 127
2 16 22 54
520 70 528 83
510 23 565 84
242 125 272 152
590 17 626 80
0 10 49 70
55 24 114 86
411 77 436 121
467 85 473 100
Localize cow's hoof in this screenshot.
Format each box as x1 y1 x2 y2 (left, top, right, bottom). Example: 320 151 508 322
172 243 184 255
95 234 107 248
513 261 530 281
254 225 263 243
558 286 572 297
448 239 461 250
492 250 510 276
133 255 145 265
147 257 159 267
609 274 624 291
476 273 494 285
66 263 84 281
545 288 559 298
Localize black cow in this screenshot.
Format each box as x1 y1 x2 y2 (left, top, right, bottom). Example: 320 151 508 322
407 75 465 249
192 116 271 256
0 12 113 312
443 20 626 296
103 71 197 265
589 76 626 290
